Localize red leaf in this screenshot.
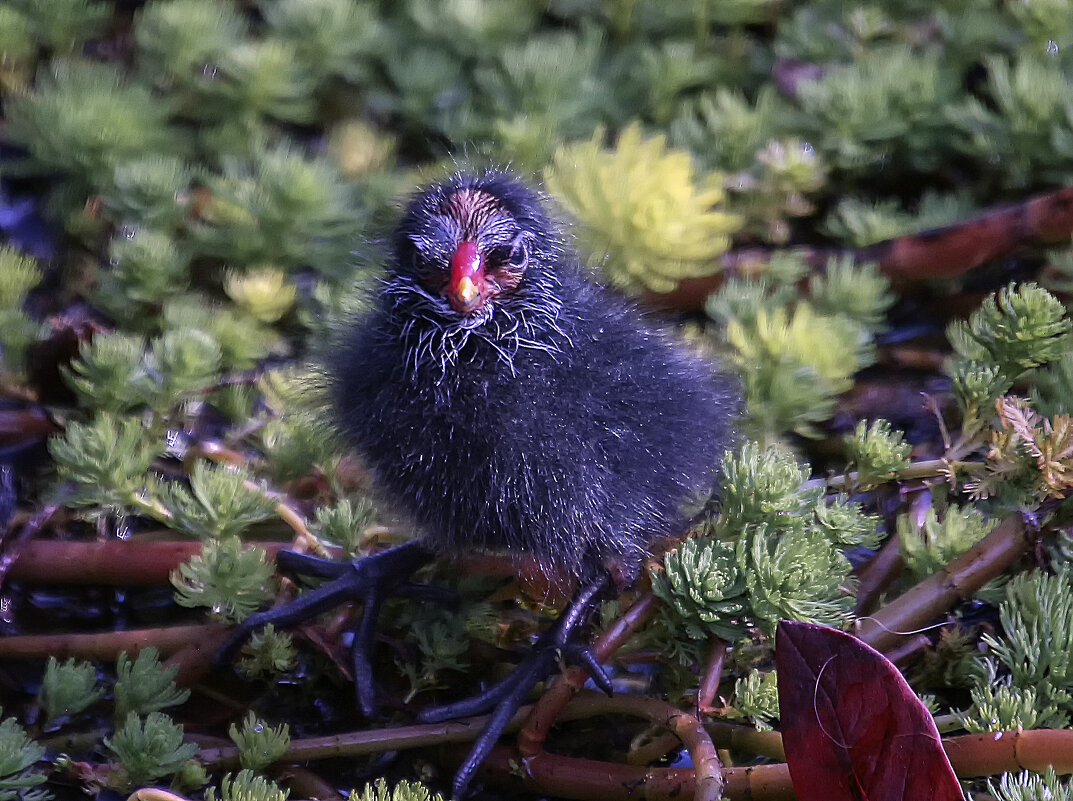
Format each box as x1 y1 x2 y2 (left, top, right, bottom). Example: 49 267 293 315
776 620 963 801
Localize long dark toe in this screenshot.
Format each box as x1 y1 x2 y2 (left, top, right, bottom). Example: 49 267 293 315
563 642 613 696
214 540 436 718
433 576 611 798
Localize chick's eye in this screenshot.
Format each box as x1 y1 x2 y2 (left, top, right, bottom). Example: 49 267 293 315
410 249 447 289
507 236 530 269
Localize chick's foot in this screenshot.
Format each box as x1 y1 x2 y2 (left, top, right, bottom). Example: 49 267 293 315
215 540 437 717
419 577 611 799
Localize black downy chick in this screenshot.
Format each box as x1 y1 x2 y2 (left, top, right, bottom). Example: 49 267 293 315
218 172 739 796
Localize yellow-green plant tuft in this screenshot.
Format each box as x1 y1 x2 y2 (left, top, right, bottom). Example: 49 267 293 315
546 122 740 293
349 777 444 801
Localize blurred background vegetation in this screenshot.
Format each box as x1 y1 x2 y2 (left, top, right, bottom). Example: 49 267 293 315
3 1 1073 800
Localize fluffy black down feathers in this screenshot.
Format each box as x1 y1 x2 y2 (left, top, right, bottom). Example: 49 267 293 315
334 172 738 583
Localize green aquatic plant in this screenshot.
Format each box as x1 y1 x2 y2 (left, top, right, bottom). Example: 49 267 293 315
546 122 739 293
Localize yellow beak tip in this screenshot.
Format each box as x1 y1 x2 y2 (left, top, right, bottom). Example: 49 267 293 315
457 276 479 303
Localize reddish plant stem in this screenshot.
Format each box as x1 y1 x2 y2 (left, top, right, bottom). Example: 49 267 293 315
856 513 1027 653
10 540 290 585
854 535 905 616
197 714 1073 799
943 729 1073 776
626 731 686 766
515 594 724 801
0 504 59 591
0 623 225 660
471 745 796 801
471 728 1073 801
166 627 232 688
594 694 726 801
882 632 933 667
642 186 1073 313
196 691 1073 800
269 765 338 801
696 637 727 713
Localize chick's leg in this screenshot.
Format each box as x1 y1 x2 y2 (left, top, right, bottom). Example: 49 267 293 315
419 576 613 799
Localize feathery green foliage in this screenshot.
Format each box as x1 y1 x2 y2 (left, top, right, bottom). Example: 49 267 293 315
135 0 247 95
100 155 193 228
258 412 341 483
652 537 749 642
810 257 894 333
148 329 223 406
314 498 377 558
0 715 48 801
158 461 276 541
97 228 191 319
171 537 275 622
1031 352 1073 418
730 669 780 731
225 268 297 324
9 0 110 54
720 443 881 549
0 246 42 373
207 771 289 801
795 46 959 173
823 190 975 247
0 8 35 92
948 283 1072 418
48 414 163 512
990 767 1073 801
898 506 1005 604
465 27 611 170
727 138 828 244
190 143 362 279
37 658 103 724
656 443 867 646
955 54 1073 188
65 328 223 416
5 60 177 191
0 247 41 308
982 568 1073 696
161 296 273 371
950 282 1072 375
956 677 1070 732
712 256 891 439
64 333 151 413
387 604 471 702
104 712 198 789
846 419 912 487
739 523 854 634
229 712 290 772
349 778 443 801
721 299 873 438
261 0 381 86
114 648 190 721
719 443 814 530
236 625 297 679
672 87 791 173
813 496 884 550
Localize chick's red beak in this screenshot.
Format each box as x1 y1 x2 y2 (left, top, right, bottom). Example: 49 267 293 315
446 240 485 314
